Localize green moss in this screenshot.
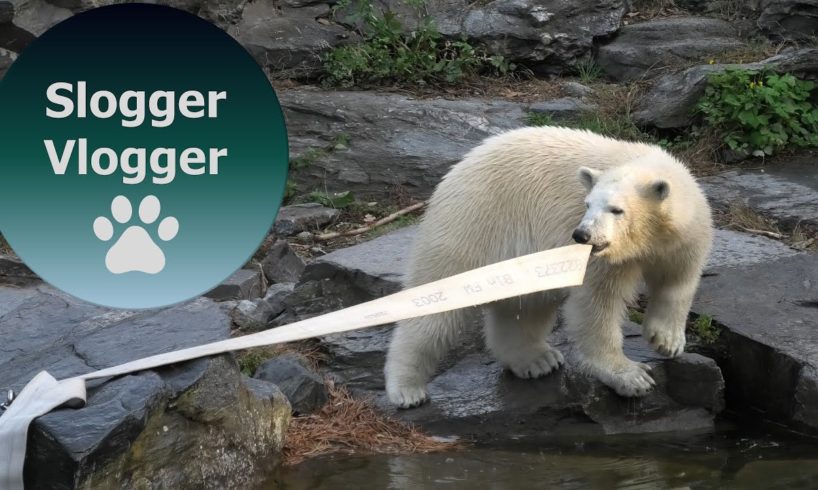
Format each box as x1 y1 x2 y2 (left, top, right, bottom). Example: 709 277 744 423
627 308 644 324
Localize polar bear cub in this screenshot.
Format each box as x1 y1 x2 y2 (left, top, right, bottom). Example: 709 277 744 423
384 126 713 408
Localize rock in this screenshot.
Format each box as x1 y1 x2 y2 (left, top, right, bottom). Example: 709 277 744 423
706 229 800 270
301 225 414 297
53 0 248 29
274 203 340 236
693 254 818 434
335 0 626 73
0 9 36 53
597 17 744 81
264 281 296 308
9 0 72 36
229 0 356 79
561 80 594 98
0 252 36 283
700 157 818 231
254 353 328 414
0 285 291 488
231 299 269 330
230 283 295 331
634 48 818 128
673 0 726 13
758 0 818 41
296 231 314 242
205 268 263 301
528 97 596 119
261 239 306 283
281 89 528 198
0 1 12 23
0 47 15 79
461 0 627 74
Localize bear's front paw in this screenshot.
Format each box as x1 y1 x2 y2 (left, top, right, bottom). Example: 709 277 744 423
593 360 656 397
386 383 429 409
507 345 565 379
642 323 686 358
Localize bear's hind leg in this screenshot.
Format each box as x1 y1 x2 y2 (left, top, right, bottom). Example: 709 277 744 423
484 295 564 379
385 309 473 408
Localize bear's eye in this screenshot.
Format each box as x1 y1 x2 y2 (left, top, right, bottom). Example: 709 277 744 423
609 207 624 215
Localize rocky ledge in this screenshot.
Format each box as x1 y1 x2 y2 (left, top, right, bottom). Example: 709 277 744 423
0 279 290 489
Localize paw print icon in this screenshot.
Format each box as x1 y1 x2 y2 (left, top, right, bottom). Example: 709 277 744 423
93 195 179 274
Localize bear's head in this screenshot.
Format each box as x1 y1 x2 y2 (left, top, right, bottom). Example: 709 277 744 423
573 163 676 263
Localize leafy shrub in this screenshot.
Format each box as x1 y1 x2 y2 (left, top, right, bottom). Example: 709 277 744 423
697 69 818 157
323 0 512 87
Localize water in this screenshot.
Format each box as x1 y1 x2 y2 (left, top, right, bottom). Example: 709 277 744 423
270 424 818 489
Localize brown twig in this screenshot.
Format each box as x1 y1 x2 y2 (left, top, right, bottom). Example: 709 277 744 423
315 201 427 241
735 226 785 240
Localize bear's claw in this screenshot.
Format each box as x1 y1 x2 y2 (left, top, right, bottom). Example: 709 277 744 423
591 360 656 397
612 362 656 397
508 346 565 379
387 384 429 409
643 324 686 358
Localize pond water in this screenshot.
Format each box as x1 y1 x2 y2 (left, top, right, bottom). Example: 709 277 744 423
269 424 818 489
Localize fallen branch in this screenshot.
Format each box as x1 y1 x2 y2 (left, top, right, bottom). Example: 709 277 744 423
735 226 784 240
315 201 427 241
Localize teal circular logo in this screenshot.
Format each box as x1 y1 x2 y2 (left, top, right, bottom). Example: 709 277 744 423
0 5 289 308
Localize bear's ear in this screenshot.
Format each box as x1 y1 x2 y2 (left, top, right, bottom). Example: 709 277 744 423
647 179 670 201
578 167 601 191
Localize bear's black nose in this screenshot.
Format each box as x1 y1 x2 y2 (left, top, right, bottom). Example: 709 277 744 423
572 228 590 244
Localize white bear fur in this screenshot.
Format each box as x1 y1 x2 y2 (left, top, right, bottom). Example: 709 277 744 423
384 126 713 408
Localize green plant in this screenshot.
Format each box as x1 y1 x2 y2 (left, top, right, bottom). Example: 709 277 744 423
697 69 818 157
656 133 695 153
526 111 554 127
627 308 644 324
323 0 512 87
690 314 721 344
576 58 602 83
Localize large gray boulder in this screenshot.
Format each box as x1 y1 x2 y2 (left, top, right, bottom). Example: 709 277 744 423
280 89 528 199
0 283 291 489
255 352 328 415
700 156 818 231
693 254 818 434
461 0 627 74
757 0 818 41
597 17 744 81
338 0 627 73
229 0 357 79
634 48 818 128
